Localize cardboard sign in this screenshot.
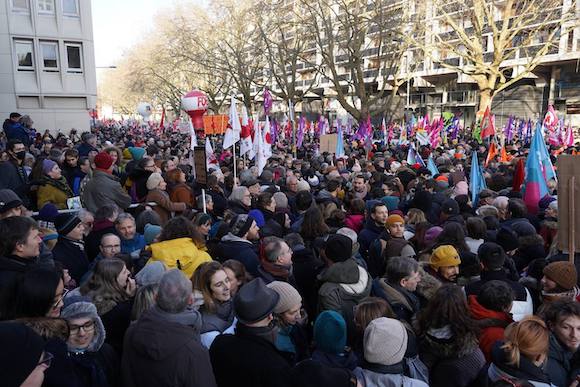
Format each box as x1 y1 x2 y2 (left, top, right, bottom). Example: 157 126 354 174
557 155 580 252
320 134 338 154
194 146 208 186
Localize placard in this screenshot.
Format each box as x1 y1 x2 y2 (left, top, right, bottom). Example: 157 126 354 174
320 133 338 154
194 146 208 186
557 155 580 252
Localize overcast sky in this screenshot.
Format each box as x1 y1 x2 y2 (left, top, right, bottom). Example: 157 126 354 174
91 0 207 67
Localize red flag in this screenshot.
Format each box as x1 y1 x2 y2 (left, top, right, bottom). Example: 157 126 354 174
512 158 525 192
159 107 165 133
481 106 495 139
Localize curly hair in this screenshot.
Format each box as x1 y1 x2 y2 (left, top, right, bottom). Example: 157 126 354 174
158 216 205 248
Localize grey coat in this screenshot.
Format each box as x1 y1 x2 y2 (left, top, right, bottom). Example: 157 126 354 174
81 170 131 213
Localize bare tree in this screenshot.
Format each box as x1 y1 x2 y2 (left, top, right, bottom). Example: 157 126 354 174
297 0 417 122
411 0 578 111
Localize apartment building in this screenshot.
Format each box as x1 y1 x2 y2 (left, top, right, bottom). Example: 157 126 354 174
0 0 96 134
251 0 580 126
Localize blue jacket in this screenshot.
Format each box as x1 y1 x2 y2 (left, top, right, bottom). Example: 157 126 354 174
216 234 259 277
358 221 384 259
121 234 146 255
3 120 31 147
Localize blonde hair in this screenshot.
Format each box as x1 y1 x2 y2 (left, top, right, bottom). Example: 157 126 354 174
501 316 549 368
406 208 427 225
131 284 158 321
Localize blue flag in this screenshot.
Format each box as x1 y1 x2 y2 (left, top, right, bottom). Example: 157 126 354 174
427 155 439 176
470 152 487 205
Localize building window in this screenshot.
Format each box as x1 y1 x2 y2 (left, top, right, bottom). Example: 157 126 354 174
11 0 29 12
38 0 54 14
62 0 79 16
14 40 34 71
40 41 59 71
65 43 82 72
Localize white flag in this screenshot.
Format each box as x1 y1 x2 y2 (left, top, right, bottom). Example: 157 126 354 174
240 107 254 158
223 95 241 149
189 118 197 150
254 118 266 175
263 116 272 160
205 137 217 169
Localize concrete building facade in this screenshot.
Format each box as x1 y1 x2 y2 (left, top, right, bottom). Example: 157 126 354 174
0 0 96 134
249 0 580 128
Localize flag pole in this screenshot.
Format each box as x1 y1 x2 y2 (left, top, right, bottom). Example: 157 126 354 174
202 188 207 214
569 176 575 263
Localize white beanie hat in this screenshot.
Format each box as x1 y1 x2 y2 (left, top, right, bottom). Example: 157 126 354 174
364 317 408 366
146 172 163 190
267 281 302 314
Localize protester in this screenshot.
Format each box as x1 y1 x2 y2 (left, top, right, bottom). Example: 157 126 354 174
195 261 236 348
216 214 261 277
210 278 293 387
145 172 187 224
52 213 89 284
37 158 73 210
487 316 553 386
115 212 146 256
122 269 217 387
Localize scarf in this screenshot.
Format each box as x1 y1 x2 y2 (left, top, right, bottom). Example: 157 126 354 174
201 300 235 333
40 175 74 197
354 185 368 200
260 260 292 280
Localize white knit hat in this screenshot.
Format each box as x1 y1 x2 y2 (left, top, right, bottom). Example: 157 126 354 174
267 281 302 314
364 317 408 366
146 172 163 190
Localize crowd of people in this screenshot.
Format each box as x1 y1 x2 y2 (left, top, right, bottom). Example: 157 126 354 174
1 110 579 387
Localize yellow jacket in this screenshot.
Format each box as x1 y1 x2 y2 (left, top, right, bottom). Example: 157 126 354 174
147 237 212 278
37 183 70 209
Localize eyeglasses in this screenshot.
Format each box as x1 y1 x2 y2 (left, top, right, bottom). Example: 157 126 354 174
52 288 69 310
69 320 95 335
101 244 121 250
38 351 54 368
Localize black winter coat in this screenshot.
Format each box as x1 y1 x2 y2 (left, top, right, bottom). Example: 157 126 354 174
52 237 89 284
215 237 259 277
292 245 325 320
122 307 216 387
210 324 294 387
0 255 37 320
0 160 30 207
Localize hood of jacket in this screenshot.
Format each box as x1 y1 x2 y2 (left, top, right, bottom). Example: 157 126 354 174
311 349 358 370
468 295 513 327
60 301 106 353
129 306 202 361
148 237 211 277
220 232 253 244
319 258 361 285
489 341 551 385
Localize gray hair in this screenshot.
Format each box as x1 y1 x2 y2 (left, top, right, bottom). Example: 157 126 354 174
156 269 192 313
77 208 94 222
492 196 509 211
115 212 135 225
196 193 213 210
229 186 249 202
273 192 288 210
386 257 419 285
263 236 285 263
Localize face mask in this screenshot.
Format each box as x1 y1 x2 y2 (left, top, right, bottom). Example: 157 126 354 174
15 151 26 160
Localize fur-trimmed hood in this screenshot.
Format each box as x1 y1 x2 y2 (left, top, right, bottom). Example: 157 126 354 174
416 262 442 301
17 317 70 341
60 300 106 353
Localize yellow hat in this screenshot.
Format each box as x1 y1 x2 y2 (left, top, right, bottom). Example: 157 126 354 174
430 245 461 269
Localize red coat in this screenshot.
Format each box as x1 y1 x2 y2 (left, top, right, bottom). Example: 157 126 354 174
345 214 364 233
468 295 513 362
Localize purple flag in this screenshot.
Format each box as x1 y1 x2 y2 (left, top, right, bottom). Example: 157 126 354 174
271 118 278 144
263 87 272 115
297 116 305 148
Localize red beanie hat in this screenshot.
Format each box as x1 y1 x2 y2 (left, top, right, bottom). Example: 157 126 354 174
94 152 114 170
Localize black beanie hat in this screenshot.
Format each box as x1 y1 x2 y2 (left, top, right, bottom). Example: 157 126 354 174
496 226 519 252
0 322 45 387
324 234 353 263
477 242 506 270
0 189 22 214
55 213 82 236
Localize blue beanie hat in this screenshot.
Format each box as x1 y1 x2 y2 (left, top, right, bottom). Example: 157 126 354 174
38 203 59 222
314 310 347 354
128 147 146 161
381 196 400 211
42 158 57 175
144 223 162 245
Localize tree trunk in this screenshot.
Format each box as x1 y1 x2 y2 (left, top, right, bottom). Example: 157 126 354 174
478 88 493 112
